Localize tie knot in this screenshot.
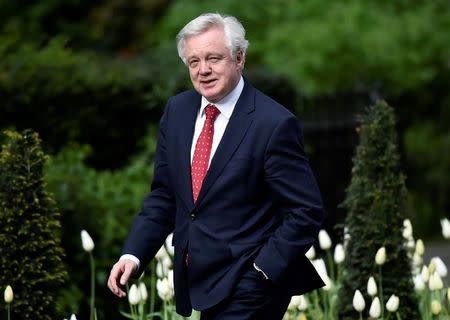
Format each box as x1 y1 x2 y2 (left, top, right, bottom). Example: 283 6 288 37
205 104 220 121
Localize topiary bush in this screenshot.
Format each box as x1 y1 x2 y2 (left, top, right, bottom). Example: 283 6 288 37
337 100 419 319
0 130 67 319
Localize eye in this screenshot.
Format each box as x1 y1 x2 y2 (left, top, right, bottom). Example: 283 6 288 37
188 59 199 68
209 57 219 63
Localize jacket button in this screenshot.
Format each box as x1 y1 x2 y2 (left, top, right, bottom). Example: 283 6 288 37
190 213 196 220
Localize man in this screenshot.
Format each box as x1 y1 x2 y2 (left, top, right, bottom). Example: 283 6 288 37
108 13 325 319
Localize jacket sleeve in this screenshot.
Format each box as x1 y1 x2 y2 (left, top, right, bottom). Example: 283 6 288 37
122 103 176 276
254 115 325 283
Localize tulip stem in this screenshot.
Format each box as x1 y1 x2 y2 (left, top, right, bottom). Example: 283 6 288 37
326 250 335 281
150 260 156 316
396 312 402 320
89 252 96 320
378 265 384 318
359 312 363 320
7 304 10 320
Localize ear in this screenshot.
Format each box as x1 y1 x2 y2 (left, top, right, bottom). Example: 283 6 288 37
235 50 245 69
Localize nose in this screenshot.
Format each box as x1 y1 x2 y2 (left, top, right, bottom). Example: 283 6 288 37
199 60 211 75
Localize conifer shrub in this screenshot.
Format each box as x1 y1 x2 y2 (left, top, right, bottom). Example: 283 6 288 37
0 130 67 319
337 101 419 319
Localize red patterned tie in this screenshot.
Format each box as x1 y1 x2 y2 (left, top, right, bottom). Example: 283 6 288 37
191 104 220 203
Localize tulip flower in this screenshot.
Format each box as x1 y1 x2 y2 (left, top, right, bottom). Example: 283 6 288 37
367 276 377 297
431 300 441 315
386 294 399 312
139 282 148 302
305 246 316 260
157 278 174 301
415 239 425 256
318 230 332 250
165 233 175 256
312 259 331 290
288 295 302 311
4 285 13 303
431 257 447 277
375 247 386 265
80 230 94 252
448 288 450 302
402 219 413 239
412 252 422 267
352 290 365 312
428 272 443 291
155 245 168 260
421 265 430 282
128 284 141 305
441 218 450 239
369 297 381 318
413 274 425 290
70 315 77 320
334 243 345 264
297 295 308 311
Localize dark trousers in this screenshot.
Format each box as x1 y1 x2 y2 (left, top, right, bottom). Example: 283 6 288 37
200 265 291 320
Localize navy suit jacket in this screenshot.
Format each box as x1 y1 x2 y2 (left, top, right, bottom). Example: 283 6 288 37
122 80 325 316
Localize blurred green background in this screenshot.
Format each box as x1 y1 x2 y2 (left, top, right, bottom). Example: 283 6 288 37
1 0 449 318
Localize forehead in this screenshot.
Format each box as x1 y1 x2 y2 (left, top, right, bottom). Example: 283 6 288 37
184 27 229 58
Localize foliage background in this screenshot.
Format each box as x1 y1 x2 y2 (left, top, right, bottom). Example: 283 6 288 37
0 0 449 318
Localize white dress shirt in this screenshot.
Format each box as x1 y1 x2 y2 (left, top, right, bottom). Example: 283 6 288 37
120 77 244 268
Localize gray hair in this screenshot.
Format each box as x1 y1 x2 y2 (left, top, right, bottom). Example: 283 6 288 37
176 13 249 64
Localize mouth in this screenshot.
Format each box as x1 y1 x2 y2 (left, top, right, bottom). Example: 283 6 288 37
200 79 217 86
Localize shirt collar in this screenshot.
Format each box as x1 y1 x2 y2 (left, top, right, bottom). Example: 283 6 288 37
200 76 244 120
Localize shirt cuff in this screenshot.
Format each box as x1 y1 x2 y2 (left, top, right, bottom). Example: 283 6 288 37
253 262 269 280
120 254 140 269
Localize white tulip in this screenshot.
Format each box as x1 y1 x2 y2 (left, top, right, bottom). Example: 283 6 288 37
139 282 148 302
70 315 77 320
386 294 399 312
406 239 415 250
288 295 302 310
413 274 425 290
421 265 430 282
334 244 345 264
352 290 365 312
318 230 332 250
305 246 316 260
428 272 443 291
369 297 381 318
312 259 332 290
80 230 94 252
156 261 164 278
448 288 450 302
367 276 377 297
431 300 442 315
165 233 175 256
415 239 425 256
167 269 174 290
440 218 450 239
402 219 413 239
155 245 167 260
297 295 308 311
4 285 13 303
128 284 141 305
431 257 447 277
412 253 422 267
375 247 386 265
156 278 174 301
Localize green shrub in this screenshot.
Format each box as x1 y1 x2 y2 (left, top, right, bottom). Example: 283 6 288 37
0 130 67 319
337 101 419 319
45 128 157 318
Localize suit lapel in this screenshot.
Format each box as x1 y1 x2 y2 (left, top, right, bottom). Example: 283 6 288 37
175 93 201 212
194 82 255 207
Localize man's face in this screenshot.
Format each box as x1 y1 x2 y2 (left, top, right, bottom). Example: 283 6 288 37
184 27 244 102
